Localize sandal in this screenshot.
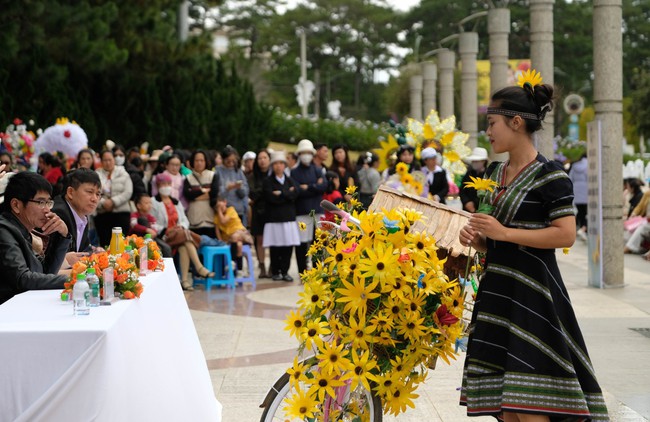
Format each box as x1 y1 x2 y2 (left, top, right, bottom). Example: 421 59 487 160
198 267 216 279
181 278 194 291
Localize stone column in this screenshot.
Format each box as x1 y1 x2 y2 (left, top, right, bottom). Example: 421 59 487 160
594 0 624 287
487 8 510 94
459 32 479 148
438 49 456 119
487 8 510 161
409 75 423 121
530 0 555 160
421 62 438 118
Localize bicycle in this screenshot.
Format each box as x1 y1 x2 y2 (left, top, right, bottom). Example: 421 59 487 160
259 200 467 421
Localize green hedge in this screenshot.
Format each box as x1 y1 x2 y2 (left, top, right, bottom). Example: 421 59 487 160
267 110 389 151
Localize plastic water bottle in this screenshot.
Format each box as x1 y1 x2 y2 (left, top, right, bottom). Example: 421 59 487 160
125 245 134 261
140 234 152 276
73 273 90 316
86 268 100 307
103 267 115 300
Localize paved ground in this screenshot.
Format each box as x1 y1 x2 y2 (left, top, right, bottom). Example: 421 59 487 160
185 235 650 421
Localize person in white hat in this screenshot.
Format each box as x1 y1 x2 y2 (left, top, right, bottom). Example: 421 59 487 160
459 147 489 212
290 139 327 274
420 147 448 204
262 151 300 281
242 151 256 177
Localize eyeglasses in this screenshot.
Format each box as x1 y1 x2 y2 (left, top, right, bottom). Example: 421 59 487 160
27 199 55 209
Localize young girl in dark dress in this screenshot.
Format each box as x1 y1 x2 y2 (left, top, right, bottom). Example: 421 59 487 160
459 72 608 422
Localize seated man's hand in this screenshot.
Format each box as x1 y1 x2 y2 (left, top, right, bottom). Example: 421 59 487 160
65 252 88 267
42 212 69 237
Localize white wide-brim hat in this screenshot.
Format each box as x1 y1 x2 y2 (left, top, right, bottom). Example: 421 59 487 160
296 139 316 154
270 151 287 165
464 147 489 162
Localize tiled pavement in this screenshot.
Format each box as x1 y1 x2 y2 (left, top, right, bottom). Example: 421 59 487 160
185 237 650 421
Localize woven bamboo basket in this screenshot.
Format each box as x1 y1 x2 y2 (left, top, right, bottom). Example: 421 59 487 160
369 186 472 280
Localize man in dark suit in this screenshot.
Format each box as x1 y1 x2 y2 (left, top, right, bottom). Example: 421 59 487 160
51 168 101 269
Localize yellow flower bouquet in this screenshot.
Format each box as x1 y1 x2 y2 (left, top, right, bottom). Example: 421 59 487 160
282 204 465 419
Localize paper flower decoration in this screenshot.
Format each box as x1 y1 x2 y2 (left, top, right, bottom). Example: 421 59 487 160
34 117 89 158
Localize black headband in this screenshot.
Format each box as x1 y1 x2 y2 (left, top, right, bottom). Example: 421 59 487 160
486 107 542 121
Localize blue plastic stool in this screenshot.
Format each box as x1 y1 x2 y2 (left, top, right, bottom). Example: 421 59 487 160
235 244 256 288
194 245 235 289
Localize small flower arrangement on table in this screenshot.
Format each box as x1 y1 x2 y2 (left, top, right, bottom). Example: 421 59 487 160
282 201 465 419
61 235 165 300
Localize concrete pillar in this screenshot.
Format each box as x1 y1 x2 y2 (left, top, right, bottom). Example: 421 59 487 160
593 0 624 287
459 32 479 149
530 0 555 160
409 75 423 121
487 8 510 93
487 8 510 161
421 62 438 118
438 49 456 119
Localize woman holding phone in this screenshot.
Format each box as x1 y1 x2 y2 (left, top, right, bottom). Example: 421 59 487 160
216 146 249 227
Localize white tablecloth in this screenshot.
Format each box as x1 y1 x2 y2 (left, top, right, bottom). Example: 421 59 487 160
0 258 222 422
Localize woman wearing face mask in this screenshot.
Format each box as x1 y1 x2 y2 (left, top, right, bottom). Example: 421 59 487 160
460 147 490 212
151 173 214 290
95 150 133 247
150 154 187 209
290 139 328 275
112 145 146 203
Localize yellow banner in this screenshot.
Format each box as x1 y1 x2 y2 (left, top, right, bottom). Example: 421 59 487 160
477 59 531 110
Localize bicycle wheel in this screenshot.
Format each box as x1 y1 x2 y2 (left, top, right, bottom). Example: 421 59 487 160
259 357 382 422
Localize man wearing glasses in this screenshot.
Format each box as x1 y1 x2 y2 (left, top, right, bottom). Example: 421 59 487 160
0 171 71 305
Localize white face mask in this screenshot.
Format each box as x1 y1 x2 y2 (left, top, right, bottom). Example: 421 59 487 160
159 186 173 197
471 162 485 172
115 156 125 166
299 153 313 165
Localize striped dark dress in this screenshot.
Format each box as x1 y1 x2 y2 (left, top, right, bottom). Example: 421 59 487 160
459 154 609 421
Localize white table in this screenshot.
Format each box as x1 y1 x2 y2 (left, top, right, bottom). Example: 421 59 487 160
0 259 222 422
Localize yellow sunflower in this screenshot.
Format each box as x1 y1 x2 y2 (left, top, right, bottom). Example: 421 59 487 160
283 386 319 419
307 369 346 401
517 68 543 88
463 175 499 192
286 356 309 388
395 162 409 176
335 276 380 317
373 134 399 172
341 349 378 391
298 221 307 231
358 242 399 284
342 316 376 349
301 319 331 350
316 340 351 375
369 310 395 333
298 280 330 314
442 284 465 317
383 380 419 416
345 184 357 195
396 313 427 342
284 309 306 339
